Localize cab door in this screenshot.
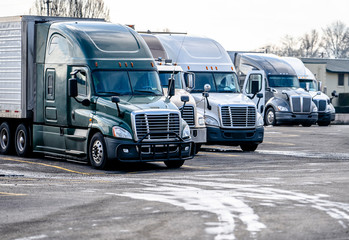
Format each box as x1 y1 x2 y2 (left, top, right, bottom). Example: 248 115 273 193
243 70 265 115
65 66 93 156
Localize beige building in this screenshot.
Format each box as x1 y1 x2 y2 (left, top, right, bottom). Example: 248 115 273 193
301 58 349 107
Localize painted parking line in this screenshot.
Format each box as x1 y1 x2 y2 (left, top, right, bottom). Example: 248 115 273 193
1 157 103 175
0 191 27 196
263 141 295 146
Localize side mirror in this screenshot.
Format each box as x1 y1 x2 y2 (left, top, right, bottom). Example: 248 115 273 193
204 84 211 92
184 72 195 90
317 81 322 91
69 78 78 97
331 90 338 98
316 91 321 96
168 78 175 98
251 80 260 95
257 93 263 99
181 95 189 103
305 82 310 91
111 96 123 117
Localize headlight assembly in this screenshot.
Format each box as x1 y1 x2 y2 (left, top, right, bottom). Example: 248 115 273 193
112 126 132 139
182 124 191 139
205 116 219 126
277 106 288 112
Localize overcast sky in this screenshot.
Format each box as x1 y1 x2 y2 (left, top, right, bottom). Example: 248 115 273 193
1 0 349 51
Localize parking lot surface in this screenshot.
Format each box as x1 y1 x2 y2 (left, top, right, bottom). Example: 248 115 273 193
1 125 349 240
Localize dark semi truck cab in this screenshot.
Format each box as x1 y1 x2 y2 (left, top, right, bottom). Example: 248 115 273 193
0 16 193 169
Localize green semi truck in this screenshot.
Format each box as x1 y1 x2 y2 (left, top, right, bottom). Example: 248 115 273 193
0 16 193 169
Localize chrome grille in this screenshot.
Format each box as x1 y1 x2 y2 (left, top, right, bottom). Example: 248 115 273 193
291 96 311 113
179 105 195 126
221 106 256 128
134 112 180 140
314 99 327 112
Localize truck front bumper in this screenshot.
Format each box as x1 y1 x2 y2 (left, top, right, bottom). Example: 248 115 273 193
275 112 318 125
105 133 194 162
190 127 207 144
317 112 335 123
205 126 264 146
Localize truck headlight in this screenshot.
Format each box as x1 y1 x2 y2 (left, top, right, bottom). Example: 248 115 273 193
257 113 264 127
277 106 288 112
205 116 219 126
112 126 132 139
198 116 205 126
182 124 191 139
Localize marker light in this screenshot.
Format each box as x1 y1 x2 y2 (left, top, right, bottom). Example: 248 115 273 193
118 62 122 67
231 66 234 71
211 66 213 70
215 66 218 70
131 62 134 67
206 66 208 70
125 62 128 67
187 66 190 70
95 62 98 67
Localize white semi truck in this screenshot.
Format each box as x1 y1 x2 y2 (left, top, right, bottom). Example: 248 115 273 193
234 53 318 127
141 34 206 153
153 35 264 151
283 57 336 126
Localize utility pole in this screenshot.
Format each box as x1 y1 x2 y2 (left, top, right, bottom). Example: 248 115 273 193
44 0 52 16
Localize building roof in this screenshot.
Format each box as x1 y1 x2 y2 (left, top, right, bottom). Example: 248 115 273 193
301 58 349 73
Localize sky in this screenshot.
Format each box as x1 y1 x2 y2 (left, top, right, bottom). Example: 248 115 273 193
1 0 349 51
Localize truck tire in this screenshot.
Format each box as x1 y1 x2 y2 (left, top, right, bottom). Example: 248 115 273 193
0 122 12 155
240 143 258 152
318 121 330 126
89 132 109 170
194 143 202 154
15 124 31 157
265 108 276 126
164 160 185 169
301 123 312 127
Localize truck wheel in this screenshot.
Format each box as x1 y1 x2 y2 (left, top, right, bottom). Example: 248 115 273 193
265 108 276 126
89 132 108 170
0 122 12 155
194 144 202 154
15 124 31 157
318 121 330 126
240 143 258 152
164 160 185 169
301 123 312 127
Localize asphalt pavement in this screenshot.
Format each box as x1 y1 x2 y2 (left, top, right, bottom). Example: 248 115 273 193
1 125 349 240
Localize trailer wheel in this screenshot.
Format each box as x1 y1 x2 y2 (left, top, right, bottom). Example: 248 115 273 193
164 160 185 169
240 143 258 152
15 124 31 157
265 108 276 126
89 132 108 170
0 122 12 155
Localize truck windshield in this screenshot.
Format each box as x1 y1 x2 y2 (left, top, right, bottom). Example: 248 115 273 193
159 71 182 89
93 70 163 96
268 75 300 88
299 79 318 91
191 72 241 93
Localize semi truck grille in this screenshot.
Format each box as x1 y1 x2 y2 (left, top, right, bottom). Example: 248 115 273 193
290 96 312 113
220 106 256 128
134 112 180 141
179 105 195 126
313 99 327 112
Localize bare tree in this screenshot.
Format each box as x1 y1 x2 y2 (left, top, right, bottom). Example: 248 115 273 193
279 35 301 57
322 21 349 58
300 29 322 57
30 0 110 21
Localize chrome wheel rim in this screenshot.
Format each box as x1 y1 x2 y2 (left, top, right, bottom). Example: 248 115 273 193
92 140 104 164
267 110 275 125
1 128 8 149
16 129 25 152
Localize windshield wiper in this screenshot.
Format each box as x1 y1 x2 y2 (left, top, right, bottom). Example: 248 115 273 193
134 90 162 95
97 91 125 96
